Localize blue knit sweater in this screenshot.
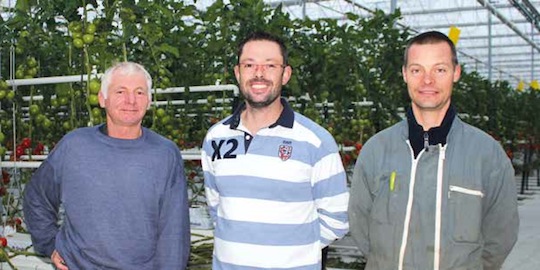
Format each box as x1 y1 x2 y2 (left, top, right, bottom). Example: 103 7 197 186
23 125 190 269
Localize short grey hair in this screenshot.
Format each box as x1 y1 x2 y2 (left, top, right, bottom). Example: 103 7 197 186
100 61 153 102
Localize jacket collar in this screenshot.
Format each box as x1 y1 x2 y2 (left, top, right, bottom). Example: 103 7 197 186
407 104 456 158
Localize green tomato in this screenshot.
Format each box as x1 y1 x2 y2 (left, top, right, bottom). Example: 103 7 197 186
62 121 72 131
55 83 71 97
68 22 78 32
73 38 84 49
88 94 99 106
29 104 40 115
91 107 102 118
50 99 59 108
26 67 38 77
86 23 97 34
70 22 82 33
160 115 171 125
6 91 14 101
89 79 101 94
82 34 94 44
27 57 37 68
0 131 5 143
15 47 24 55
158 68 167 76
15 69 25 79
59 96 69 106
156 108 166 118
42 118 52 129
0 80 8 89
161 77 170 87
35 114 46 124
72 32 83 39
0 90 6 100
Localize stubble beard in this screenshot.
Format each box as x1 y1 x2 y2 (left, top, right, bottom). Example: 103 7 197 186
242 79 281 109
245 91 280 108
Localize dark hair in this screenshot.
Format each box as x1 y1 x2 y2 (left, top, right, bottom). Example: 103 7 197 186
403 31 458 67
237 31 288 65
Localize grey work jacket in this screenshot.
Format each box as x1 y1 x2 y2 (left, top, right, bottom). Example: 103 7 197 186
349 117 519 270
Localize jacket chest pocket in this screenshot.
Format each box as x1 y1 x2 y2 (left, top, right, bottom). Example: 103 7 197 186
371 172 404 225
448 185 484 243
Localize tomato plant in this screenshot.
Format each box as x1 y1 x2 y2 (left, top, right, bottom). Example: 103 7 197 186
0 2 537 266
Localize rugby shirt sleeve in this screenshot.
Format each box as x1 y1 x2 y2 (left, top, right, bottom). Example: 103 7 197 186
312 147 350 247
201 135 219 224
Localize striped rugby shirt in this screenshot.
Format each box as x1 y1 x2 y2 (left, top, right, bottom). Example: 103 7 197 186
202 98 349 269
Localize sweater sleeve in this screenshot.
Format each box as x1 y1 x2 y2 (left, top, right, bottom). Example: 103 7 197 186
23 160 62 257
481 148 519 270
155 150 190 269
312 148 349 248
348 149 373 258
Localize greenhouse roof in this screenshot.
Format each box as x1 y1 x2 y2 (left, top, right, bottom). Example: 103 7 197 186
261 0 540 89
194 0 540 89
3 0 538 88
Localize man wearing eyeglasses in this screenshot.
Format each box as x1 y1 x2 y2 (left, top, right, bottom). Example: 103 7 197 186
201 31 349 269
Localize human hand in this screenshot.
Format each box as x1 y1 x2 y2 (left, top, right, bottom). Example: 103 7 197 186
51 250 69 270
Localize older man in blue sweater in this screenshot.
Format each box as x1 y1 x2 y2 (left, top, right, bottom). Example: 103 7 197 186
23 62 190 269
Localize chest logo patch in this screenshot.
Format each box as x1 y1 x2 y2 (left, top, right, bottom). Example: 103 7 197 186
278 145 293 161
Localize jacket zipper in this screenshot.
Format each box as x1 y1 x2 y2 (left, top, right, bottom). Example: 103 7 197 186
434 145 447 270
399 142 423 270
424 132 429 152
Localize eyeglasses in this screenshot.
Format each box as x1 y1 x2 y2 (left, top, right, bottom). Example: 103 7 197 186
239 63 286 73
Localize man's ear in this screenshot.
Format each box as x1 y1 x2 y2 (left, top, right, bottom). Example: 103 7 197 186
282 65 292 85
453 64 462 83
98 91 106 108
402 66 408 83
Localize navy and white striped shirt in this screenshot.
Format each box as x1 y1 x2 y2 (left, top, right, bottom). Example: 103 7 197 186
202 98 349 269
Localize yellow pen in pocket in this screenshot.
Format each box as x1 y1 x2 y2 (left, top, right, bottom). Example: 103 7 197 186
389 171 396 192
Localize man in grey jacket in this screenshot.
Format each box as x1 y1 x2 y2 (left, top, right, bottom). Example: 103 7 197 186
348 31 518 270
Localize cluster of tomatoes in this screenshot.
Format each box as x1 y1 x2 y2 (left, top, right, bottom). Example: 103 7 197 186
68 21 97 49
1 169 10 185
15 56 39 80
12 138 45 160
341 141 363 167
0 169 10 198
0 80 15 102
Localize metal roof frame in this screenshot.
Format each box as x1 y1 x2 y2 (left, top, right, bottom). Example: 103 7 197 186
265 0 540 87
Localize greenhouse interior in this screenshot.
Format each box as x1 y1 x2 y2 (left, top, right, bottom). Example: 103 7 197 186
0 0 539 269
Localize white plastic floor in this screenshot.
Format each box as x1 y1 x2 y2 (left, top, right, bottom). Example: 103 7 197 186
502 175 540 270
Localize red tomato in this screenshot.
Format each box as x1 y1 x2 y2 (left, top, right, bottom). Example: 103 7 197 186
0 237 7 247
15 146 24 158
355 143 363 154
35 142 44 151
21 138 32 149
1 170 9 181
